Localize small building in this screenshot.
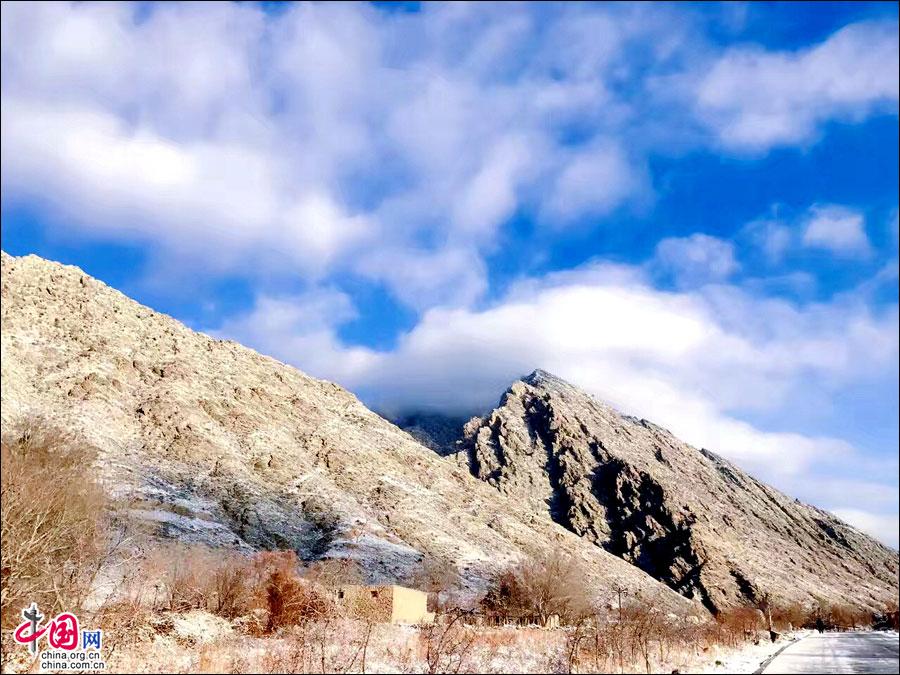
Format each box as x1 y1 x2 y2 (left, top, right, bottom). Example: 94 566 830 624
336 585 435 625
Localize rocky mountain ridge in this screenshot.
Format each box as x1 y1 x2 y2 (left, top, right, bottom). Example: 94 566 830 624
0 251 691 610
454 369 899 612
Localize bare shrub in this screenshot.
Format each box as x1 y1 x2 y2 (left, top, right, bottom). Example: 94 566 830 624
571 599 732 675
623 604 665 674
717 606 764 646
140 544 251 614
137 545 332 631
874 600 899 630
481 550 592 625
211 553 253 618
589 615 625 674
253 551 332 632
160 545 216 611
91 595 155 665
563 615 591 674
259 617 378 674
769 602 807 631
815 602 873 631
0 419 111 625
420 609 477 674
603 610 631 673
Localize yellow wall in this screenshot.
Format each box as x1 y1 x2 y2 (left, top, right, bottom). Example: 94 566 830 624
389 585 433 625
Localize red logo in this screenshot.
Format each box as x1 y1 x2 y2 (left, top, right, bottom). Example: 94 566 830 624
47 613 80 650
13 604 80 652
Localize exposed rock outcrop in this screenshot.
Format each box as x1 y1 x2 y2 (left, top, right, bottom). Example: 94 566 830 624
459 369 899 612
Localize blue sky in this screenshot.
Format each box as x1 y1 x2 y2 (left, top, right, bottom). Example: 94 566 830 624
1 1 898 545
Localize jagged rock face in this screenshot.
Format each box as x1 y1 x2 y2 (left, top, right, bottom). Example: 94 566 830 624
0 252 695 611
460 370 899 613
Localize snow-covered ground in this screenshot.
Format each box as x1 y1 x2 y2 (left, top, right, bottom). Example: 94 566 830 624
696 631 809 674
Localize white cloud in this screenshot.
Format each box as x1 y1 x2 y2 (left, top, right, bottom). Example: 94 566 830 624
282 194 375 274
740 204 876 263
218 261 897 486
693 21 899 150
742 218 794 263
651 233 739 286
355 246 487 311
802 204 872 256
0 100 378 277
3 4 896 307
0 1 658 303
542 140 646 223
209 290 378 386
451 135 535 239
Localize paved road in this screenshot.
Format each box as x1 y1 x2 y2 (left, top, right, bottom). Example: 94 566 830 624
759 631 899 674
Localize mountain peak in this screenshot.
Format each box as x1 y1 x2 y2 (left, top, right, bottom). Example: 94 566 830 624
462 373 899 612
522 367 560 383
520 368 579 393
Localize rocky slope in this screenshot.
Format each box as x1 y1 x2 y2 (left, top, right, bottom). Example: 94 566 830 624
0 252 693 610
456 370 899 612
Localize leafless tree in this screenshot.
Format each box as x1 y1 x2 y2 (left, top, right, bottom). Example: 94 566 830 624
481 550 592 625
564 614 591 673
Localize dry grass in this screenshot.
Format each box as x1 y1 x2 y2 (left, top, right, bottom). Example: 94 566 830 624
132 546 335 633
0 419 112 626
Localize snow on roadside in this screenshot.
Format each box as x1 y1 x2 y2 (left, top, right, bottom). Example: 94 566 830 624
696 630 810 674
